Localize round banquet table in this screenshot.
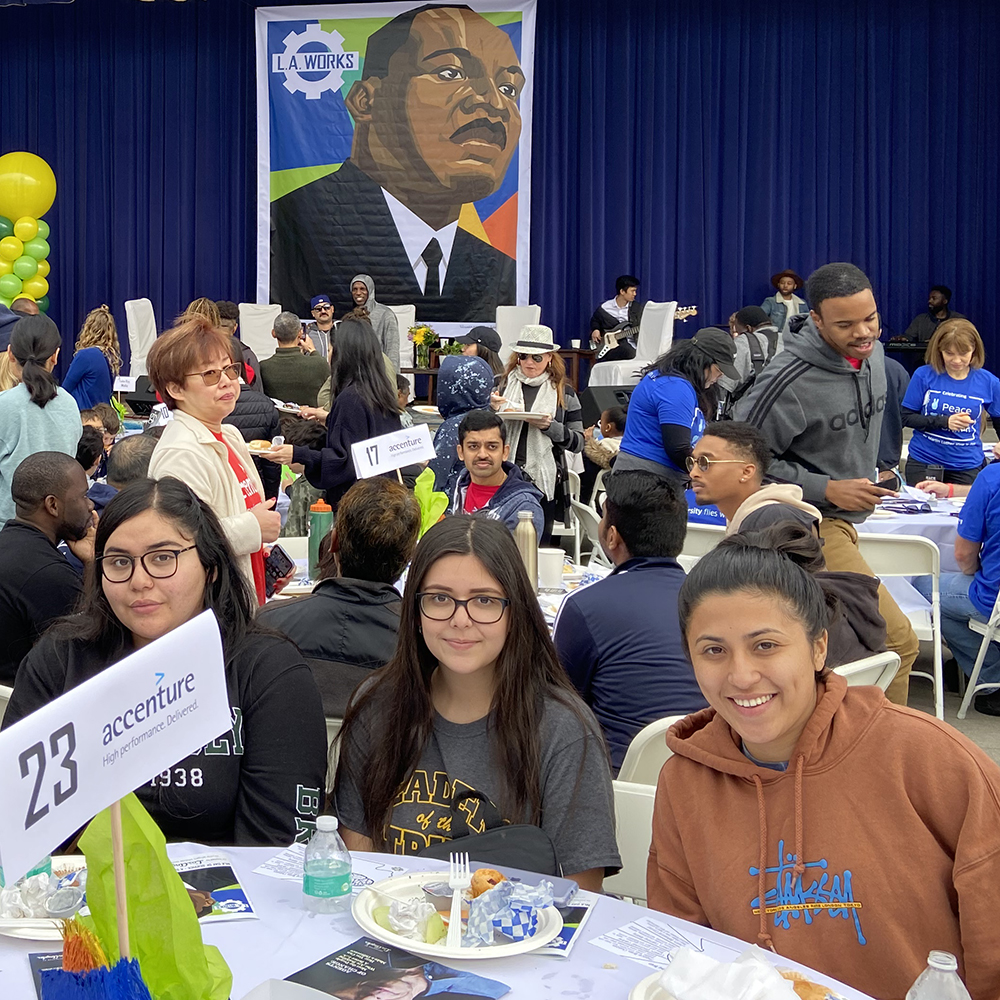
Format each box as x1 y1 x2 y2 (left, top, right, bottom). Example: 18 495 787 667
0 844 874 999
857 506 960 573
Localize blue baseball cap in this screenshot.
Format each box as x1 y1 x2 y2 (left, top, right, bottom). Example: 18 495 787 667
310 294 332 309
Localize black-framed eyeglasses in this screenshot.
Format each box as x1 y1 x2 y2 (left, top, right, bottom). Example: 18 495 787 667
417 592 510 624
98 545 198 583
685 455 748 473
517 352 546 362
312 304 331 311
186 363 241 386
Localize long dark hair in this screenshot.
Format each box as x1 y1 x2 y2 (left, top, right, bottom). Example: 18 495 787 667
329 318 397 416
335 515 598 848
11 315 61 407
50 477 257 657
642 339 719 416
473 342 504 375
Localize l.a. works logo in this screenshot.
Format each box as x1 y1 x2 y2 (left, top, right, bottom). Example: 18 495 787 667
272 24 360 100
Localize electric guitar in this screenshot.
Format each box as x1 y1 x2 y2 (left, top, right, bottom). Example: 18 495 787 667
595 305 698 360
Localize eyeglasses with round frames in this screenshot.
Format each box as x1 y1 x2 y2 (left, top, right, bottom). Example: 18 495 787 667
417 592 510 624
685 455 749 473
186 363 241 386
99 545 198 583
516 352 547 362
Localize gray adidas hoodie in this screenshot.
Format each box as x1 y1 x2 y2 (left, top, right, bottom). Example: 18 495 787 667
351 273 400 372
734 317 887 523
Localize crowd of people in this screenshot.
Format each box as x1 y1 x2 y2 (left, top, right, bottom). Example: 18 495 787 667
0 261 999 998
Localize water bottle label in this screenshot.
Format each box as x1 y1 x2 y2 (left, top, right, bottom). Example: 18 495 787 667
303 873 351 898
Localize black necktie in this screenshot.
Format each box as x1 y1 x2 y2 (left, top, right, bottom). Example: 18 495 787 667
422 238 443 298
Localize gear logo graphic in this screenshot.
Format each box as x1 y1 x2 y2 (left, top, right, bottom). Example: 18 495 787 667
271 23 360 101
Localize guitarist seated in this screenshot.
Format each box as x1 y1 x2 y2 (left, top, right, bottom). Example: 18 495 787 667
589 274 644 362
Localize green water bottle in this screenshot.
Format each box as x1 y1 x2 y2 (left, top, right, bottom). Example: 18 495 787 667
308 498 334 581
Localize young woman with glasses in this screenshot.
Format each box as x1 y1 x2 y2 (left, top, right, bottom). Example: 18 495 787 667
3 477 327 846
334 516 620 892
147 316 282 604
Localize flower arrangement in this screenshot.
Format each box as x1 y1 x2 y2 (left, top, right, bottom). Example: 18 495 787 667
408 324 439 368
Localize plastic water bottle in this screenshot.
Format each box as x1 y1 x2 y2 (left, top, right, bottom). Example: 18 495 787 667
308 498 334 582
905 951 972 1000
513 510 538 592
302 815 352 913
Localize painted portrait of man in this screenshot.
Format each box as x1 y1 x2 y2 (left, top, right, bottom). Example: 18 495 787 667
270 4 524 322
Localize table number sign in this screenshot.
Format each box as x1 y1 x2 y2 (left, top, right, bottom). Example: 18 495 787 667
0 610 231 884
351 424 437 479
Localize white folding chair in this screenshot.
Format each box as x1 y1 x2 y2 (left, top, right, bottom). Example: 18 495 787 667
603 780 656 904
588 301 677 387
681 522 726 558
238 303 282 362
957 589 1000 720
0 683 12 725
617 715 686 785
590 468 608 510
124 297 157 376
569 498 610 568
833 651 901 691
388 304 417 390
855 532 943 719
495 304 540 361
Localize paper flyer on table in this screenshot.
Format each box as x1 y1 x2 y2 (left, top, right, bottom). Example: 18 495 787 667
590 915 742 971
536 889 599 957
253 844 409 893
172 852 257 922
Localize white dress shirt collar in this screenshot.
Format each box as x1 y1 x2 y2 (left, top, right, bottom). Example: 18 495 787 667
381 187 459 295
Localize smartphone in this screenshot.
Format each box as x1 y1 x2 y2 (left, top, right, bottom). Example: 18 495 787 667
264 543 296 598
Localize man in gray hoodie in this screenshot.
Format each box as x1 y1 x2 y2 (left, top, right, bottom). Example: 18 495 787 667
735 262 918 705
351 274 400 373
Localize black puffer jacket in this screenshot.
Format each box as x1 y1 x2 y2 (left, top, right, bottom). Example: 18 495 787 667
223 386 281 500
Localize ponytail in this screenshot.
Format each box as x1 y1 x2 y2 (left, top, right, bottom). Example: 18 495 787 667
11 314 61 408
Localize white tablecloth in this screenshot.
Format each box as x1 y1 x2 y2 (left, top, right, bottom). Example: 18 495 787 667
0 844 874 1000
857 508 960 573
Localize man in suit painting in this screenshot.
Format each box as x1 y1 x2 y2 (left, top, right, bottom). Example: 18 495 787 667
270 4 522 322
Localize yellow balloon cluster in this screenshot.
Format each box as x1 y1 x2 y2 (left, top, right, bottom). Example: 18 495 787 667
0 152 56 312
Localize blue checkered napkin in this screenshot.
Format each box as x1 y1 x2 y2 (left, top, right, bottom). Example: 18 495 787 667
464 878 556 946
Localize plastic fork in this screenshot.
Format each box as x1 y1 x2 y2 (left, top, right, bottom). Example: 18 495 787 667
446 851 471 949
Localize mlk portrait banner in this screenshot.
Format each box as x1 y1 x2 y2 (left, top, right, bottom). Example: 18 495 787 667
256 1 536 326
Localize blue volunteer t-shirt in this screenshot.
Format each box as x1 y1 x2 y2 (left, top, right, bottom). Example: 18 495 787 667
619 372 705 472
957 462 1000 616
902 365 1000 470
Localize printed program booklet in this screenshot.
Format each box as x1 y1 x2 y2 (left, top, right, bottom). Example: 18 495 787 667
286 937 510 998
172 851 256 922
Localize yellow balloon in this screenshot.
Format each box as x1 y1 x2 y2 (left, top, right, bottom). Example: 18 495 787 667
36 258 50 279
0 153 57 221
22 275 48 300
0 258 11 276
12 290 34 302
0 236 23 262
13 216 38 242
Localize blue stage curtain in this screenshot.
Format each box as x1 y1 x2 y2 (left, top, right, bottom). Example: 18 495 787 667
532 0 1000 347
1 0 998 366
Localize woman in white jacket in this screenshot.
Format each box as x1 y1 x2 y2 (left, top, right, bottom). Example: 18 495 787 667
147 317 281 603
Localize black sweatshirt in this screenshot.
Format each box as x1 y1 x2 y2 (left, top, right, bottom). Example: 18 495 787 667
0 520 83 684
3 631 328 846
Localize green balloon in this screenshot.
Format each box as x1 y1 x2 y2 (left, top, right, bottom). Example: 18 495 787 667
0 273 22 298
0 217 11 239
0 295 11 308
37 295 49 313
23 237 49 261
12 255 37 280
36 219 49 240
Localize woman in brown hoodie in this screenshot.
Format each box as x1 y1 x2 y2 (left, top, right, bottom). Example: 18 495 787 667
648 536 1000 1000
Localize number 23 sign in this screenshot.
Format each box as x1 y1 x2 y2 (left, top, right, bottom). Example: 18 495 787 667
0 611 231 884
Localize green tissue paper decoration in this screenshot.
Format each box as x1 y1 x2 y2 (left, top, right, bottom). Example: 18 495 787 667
413 467 449 537
80 794 232 1000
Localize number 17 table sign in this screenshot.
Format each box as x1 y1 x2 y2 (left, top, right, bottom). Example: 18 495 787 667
0 610 231 885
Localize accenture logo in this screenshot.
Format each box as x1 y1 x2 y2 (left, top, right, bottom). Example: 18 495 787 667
272 23 360 100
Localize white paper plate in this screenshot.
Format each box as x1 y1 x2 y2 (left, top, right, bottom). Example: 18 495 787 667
352 871 563 960
247 445 274 456
496 411 538 420
629 973 673 1000
275 405 301 415
412 405 440 416
0 857 86 940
